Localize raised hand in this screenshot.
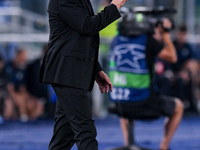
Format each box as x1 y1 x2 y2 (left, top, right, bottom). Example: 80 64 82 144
111 0 127 9
158 18 172 34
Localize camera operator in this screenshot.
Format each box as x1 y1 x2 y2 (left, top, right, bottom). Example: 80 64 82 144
157 25 194 111
109 10 183 150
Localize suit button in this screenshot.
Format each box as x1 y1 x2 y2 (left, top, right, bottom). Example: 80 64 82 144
92 43 98 47
90 58 94 61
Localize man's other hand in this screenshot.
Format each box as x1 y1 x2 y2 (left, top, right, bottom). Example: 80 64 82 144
95 71 113 94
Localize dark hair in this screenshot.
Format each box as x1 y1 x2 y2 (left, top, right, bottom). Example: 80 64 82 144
178 24 187 32
16 48 26 56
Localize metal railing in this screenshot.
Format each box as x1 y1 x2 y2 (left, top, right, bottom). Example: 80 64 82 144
0 5 48 42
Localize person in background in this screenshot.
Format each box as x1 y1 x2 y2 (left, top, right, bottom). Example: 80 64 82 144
184 33 200 112
5 49 28 121
4 48 44 121
25 44 51 119
157 25 194 110
172 25 192 70
184 59 200 112
172 25 193 103
109 11 183 150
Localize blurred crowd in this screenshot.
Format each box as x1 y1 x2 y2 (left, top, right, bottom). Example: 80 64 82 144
0 44 56 123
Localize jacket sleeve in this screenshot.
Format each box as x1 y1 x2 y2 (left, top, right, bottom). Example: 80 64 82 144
58 0 121 36
96 61 103 73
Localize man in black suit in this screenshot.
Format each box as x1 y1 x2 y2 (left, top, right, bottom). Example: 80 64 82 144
40 0 127 149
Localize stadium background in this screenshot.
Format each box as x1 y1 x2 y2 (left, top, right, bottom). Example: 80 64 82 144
0 0 200 150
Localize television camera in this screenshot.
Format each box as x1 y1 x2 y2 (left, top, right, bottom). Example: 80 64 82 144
118 6 177 36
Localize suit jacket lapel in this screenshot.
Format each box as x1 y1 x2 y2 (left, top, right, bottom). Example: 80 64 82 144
87 0 94 15
82 0 94 16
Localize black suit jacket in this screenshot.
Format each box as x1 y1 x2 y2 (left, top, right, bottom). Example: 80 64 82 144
40 0 120 91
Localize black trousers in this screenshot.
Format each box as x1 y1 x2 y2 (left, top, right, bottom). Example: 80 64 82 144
49 84 98 150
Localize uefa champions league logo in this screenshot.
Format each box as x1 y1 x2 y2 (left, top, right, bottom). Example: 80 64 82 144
110 43 148 73
110 41 150 101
